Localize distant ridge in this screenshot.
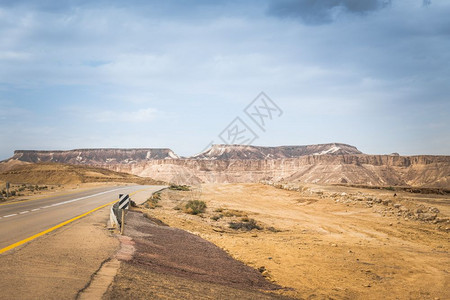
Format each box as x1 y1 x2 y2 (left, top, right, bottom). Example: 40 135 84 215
10 148 179 164
2 143 449 188
192 143 362 160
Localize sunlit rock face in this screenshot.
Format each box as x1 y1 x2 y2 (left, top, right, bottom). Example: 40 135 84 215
6 144 450 188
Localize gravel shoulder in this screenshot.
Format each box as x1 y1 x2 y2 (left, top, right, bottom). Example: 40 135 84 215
104 210 291 299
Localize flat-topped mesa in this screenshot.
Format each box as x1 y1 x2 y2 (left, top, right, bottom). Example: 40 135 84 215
192 143 362 160
11 148 179 164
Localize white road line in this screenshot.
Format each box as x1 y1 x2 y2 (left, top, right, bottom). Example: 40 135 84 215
3 214 17 218
1 186 131 219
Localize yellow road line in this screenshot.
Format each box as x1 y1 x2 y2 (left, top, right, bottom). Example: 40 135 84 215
0 187 152 255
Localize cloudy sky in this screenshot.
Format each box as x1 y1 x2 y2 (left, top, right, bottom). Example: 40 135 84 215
0 0 449 159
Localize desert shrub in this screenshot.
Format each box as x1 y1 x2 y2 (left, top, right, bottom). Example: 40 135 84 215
145 194 161 209
214 207 224 213
10 191 16 196
222 209 247 218
267 226 281 233
211 214 223 221
169 184 190 191
384 186 395 191
183 200 206 215
229 218 262 231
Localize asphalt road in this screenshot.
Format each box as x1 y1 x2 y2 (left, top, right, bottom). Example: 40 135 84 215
0 185 162 250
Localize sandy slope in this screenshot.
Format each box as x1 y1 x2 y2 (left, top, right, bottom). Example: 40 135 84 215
0 162 161 185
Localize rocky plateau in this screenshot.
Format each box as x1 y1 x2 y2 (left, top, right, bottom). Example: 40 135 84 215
2 143 450 188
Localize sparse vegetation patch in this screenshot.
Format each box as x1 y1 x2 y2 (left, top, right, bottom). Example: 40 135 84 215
229 218 262 231
169 184 190 191
211 214 223 221
183 200 206 215
144 192 162 209
222 209 247 218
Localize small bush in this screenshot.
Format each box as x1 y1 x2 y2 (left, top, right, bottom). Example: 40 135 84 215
145 194 160 209
214 207 224 213
183 200 206 215
267 226 281 233
222 209 247 218
144 192 163 209
229 218 262 231
211 214 223 221
169 184 190 191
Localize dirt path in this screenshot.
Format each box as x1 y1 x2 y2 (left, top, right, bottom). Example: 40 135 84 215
105 210 291 299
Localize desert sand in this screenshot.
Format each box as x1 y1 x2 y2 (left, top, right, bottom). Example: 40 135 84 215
140 183 449 299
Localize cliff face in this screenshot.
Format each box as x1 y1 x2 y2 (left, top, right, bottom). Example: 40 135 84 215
11 148 179 164
99 155 450 188
4 145 450 188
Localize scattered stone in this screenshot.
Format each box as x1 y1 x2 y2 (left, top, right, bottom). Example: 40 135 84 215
331 244 337 247
399 206 409 212
418 213 437 221
429 207 440 214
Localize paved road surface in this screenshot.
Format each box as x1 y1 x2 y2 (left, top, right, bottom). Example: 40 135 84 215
0 185 162 250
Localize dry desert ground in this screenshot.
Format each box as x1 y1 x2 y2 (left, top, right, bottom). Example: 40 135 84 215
136 183 449 299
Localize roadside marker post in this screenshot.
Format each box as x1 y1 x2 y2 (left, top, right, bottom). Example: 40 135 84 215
6 182 10 200
118 194 130 209
118 194 130 235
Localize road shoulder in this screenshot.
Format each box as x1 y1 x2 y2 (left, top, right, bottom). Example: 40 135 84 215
104 210 291 299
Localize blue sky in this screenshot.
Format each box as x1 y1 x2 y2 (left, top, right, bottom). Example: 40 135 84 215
0 0 449 159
